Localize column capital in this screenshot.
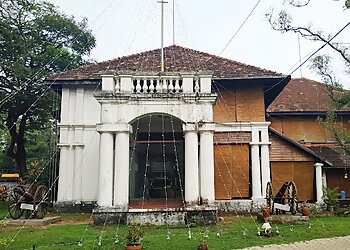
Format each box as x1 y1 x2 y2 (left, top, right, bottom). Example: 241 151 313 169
198 122 215 132
183 123 197 132
96 123 132 133
314 162 324 168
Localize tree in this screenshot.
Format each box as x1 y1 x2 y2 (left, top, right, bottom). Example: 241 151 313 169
0 0 95 175
266 0 350 155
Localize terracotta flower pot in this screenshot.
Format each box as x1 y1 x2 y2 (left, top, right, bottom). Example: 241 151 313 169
262 208 270 217
301 207 309 216
124 244 142 250
197 242 209 250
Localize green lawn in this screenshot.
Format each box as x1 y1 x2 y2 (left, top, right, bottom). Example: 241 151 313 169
1 203 350 249
0 201 9 220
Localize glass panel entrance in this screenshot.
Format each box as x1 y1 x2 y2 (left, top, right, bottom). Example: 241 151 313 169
129 114 184 204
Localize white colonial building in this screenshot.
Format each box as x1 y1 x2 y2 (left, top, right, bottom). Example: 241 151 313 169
48 45 326 223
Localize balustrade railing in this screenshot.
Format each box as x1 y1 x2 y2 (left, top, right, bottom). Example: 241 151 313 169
131 77 183 94
101 72 211 95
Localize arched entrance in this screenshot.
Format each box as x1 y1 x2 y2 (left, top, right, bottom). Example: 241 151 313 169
129 113 185 208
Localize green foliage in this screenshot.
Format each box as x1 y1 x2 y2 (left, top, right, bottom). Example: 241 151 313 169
125 221 144 246
0 220 8 228
346 0 350 9
188 215 199 227
323 187 340 207
268 1 350 159
335 208 350 216
0 0 95 175
199 231 208 244
0 237 11 248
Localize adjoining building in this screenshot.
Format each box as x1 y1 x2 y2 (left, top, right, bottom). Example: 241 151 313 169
268 78 350 200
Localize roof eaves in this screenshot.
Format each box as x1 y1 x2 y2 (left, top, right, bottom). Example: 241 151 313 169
213 75 288 81
268 111 350 116
45 79 100 85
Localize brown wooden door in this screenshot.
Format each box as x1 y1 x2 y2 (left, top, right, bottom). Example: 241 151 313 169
214 144 250 199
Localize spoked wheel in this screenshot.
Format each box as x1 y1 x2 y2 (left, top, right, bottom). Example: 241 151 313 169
8 188 25 219
266 182 274 214
9 203 23 219
24 210 33 219
33 186 49 219
9 187 25 203
287 181 298 215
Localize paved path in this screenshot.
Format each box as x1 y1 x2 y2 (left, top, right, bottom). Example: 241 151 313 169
242 235 350 250
2 216 61 226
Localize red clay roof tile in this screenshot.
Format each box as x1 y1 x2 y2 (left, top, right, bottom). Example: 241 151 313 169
47 45 281 81
267 78 350 112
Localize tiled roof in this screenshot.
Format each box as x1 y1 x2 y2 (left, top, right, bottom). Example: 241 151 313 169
306 144 350 168
267 78 350 112
47 45 282 81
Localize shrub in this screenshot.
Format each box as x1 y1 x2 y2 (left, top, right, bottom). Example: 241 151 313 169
125 221 144 246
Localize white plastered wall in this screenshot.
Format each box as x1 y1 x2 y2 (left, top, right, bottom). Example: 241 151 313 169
57 85 100 202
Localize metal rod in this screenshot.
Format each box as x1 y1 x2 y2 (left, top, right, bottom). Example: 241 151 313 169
161 0 164 72
173 0 175 45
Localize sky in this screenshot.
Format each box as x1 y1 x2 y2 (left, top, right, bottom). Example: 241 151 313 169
48 0 350 87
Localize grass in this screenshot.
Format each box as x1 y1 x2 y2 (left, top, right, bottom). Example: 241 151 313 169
0 201 9 220
1 202 350 249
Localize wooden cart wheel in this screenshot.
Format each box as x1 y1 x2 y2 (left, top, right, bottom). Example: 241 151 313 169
8 188 25 219
266 182 274 214
9 187 25 203
287 182 298 215
9 203 23 219
24 210 32 219
33 186 49 219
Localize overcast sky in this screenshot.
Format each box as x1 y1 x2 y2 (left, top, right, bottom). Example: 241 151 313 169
48 0 350 87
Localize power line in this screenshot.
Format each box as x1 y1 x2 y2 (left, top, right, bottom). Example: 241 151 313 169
265 20 350 93
218 0 261 56
290 21 350 75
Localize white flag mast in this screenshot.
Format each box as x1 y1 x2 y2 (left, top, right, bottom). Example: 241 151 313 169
158 0 168 72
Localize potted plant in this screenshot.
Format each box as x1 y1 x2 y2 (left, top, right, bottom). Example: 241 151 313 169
323 187 339 212
301 206 310 216
197 232 208 250
261 206 271 218
125 221 144 250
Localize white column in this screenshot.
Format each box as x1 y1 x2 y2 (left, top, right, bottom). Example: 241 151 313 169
322 172 327 188
315 162 324 202
114 128 130 207
250 129 262 199
184 124 199 205
97 132 114 207
57 128 71 202
72 87 84 202
72 128 83 202
260 145 270 197
251 145 262 199
260 129 271 197
199 125 215 204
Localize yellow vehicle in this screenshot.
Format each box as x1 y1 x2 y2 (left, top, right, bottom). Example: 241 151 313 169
0 173 21 201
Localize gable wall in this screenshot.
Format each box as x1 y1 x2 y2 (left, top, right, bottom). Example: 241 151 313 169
214 83 265 123
269 133 315 161
269 116 333 143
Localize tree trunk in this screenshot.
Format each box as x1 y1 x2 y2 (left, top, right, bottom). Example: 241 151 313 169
6 111 28 176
